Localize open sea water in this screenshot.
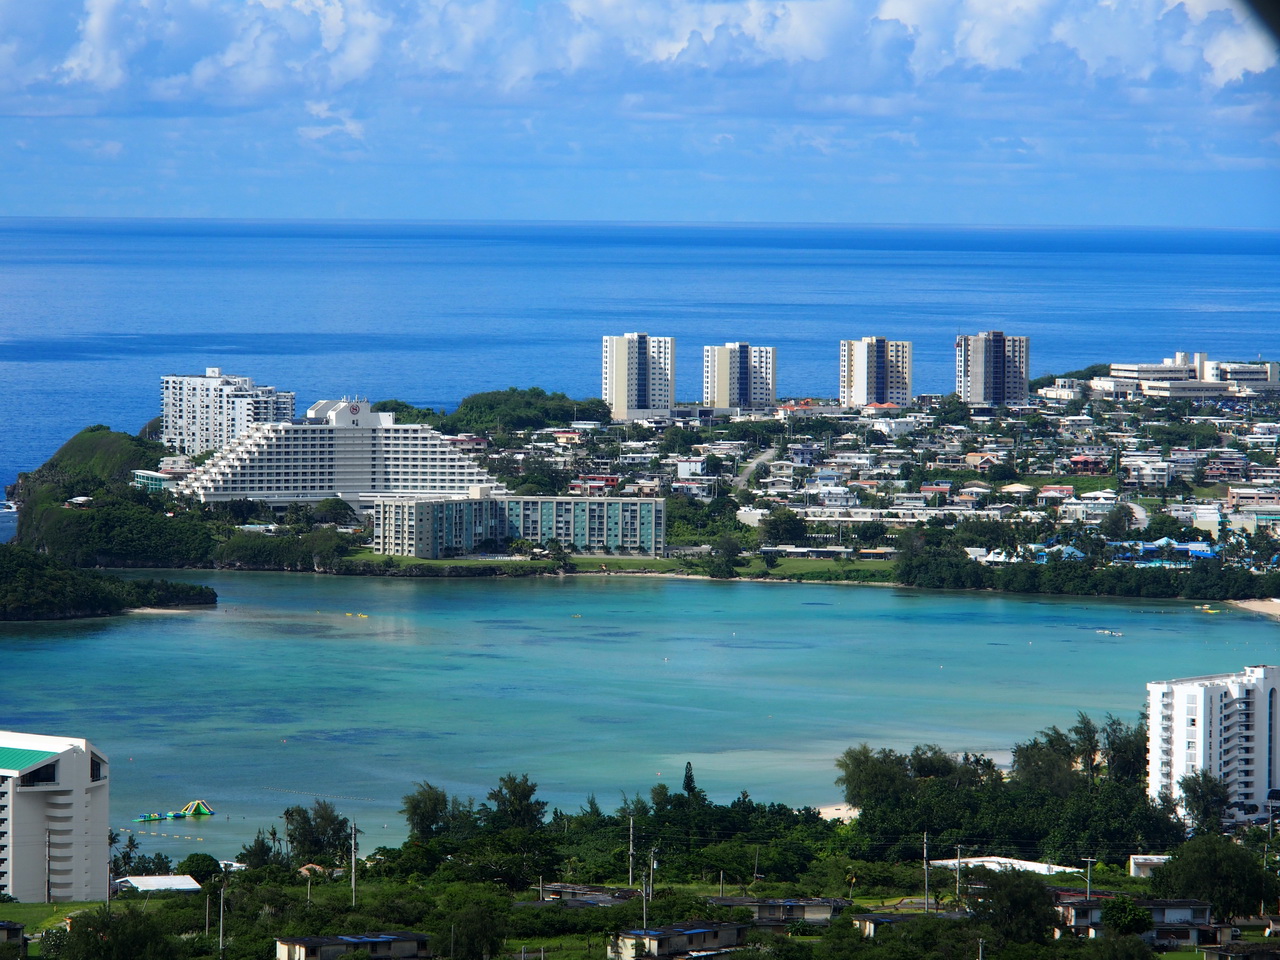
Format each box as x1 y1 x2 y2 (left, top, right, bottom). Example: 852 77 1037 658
2 219 1280 492
2 220 1280 858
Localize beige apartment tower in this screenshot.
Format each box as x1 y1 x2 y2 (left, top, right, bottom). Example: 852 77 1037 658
839 337 913 407
602 333 676 420
702 342 776 408
955 331 1029 406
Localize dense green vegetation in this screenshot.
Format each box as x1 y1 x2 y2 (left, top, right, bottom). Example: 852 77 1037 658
833 713 1179 866
893 524 1280 600
26 718 1212 960
0 544 215 620
373 387 611 434
1027 364 1110 392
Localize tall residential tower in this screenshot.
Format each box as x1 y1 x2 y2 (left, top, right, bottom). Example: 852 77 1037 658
702 342 776 408
839 337 913 407
161 367 295 456
1147 665 1280 814
955 331 1030 406
602 333 675 420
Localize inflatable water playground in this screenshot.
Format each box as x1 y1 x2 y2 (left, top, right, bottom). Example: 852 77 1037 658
132 799 215 822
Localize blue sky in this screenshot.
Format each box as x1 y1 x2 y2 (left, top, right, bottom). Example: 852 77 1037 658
1 0 1277 225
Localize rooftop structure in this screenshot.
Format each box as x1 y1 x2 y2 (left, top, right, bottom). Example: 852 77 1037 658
161 367 295 456
0 731 109 902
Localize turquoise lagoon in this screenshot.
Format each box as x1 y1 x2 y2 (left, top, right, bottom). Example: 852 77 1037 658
1 571 1277 858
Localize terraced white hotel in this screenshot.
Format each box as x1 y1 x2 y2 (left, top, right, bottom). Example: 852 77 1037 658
177 399 503 509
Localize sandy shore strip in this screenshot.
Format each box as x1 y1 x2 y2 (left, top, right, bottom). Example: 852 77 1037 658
1229 598 1280 621
127 607 195 614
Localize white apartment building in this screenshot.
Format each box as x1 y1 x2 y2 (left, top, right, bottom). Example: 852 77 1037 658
0 731 109 902
955 331 1030 406
177 399 503 510
161 367 295 456
839 337 913 407
1147 664 1280 813
374 488 665 558
702 342 776 408
602 333 675 420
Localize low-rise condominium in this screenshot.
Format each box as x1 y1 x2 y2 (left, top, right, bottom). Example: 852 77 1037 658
374 487 665 558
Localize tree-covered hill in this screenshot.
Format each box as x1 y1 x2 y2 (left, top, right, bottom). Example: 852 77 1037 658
0 543 216 620
374 387 611 434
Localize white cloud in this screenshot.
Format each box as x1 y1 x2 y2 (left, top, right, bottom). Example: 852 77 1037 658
298 99 365 139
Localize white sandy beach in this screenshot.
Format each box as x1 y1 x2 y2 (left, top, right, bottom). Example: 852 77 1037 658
1229 598 1280 622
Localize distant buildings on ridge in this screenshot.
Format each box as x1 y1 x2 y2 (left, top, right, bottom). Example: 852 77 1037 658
602 329 1033 419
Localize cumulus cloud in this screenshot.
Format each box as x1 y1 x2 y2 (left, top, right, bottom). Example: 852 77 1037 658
2 0 1268 115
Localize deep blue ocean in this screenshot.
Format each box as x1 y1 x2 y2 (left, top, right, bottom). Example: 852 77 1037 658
3 219 1280 498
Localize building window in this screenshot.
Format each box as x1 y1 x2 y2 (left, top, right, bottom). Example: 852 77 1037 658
19 762 56 787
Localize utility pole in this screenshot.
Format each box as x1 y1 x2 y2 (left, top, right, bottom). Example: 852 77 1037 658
956 845 962 910
45 829 51 904
923 832 930 914
629 815 635 887
218 882 225 958
1082 857 1096 900
977 938 985 960
350 820 357 908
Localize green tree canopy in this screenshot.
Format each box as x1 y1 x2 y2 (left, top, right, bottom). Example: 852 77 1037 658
1151 833 1279 923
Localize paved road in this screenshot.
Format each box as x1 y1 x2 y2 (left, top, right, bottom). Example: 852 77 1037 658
732 446 779 490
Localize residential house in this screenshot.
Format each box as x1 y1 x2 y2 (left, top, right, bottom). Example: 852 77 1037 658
275 932 430 960
1054 894 1216 947
607 921 750 960
706 897 850 929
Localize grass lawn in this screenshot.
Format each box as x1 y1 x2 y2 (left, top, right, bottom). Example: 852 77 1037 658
344 548 558 571
0 900 104 932
1024 474 1118 494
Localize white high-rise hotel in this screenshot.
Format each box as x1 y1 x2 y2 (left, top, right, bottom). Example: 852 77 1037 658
0 731 109 902
839 337 913 407
702 342 776 409
955 331 1030 406
1147 665 1280 812
162 367 295 456
602 333 675 420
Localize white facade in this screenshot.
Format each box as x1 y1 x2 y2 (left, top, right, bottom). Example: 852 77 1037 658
0 731 109 902
839 337 913 407
955 331 1030 406
161 367 295 456
702 342 776 408
177 399 503 509
1147 664 1280 811
602 333 675 420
